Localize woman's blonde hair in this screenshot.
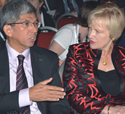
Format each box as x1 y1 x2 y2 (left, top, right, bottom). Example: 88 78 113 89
88 3 125 40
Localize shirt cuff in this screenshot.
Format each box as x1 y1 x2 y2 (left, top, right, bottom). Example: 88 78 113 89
19 88 32 107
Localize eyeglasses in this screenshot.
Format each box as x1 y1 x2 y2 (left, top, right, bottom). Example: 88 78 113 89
8 20 40 28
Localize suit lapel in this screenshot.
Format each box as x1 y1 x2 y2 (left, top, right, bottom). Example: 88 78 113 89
30 46 47 114
30 46 44 84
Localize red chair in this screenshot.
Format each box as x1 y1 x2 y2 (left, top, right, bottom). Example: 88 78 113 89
55 13 77 29
37 26 58 49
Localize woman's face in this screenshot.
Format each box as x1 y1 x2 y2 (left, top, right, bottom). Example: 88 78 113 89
88 18 113 50
0 0 8 11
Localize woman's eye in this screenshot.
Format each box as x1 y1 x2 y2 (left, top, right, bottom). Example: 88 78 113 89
96 30 101 33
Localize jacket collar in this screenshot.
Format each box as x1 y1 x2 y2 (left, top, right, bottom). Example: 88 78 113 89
91 45 125 96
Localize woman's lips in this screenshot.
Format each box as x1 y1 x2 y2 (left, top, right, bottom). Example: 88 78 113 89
90 40 95 44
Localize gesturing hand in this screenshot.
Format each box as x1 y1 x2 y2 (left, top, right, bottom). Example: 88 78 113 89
29 78 66 101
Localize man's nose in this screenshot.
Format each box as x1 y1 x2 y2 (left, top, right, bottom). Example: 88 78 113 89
31 24 38 33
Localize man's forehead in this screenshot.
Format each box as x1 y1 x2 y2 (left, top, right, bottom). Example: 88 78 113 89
18 13 37 22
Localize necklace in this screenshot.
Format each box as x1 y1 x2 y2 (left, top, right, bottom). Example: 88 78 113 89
78 33 81 43
103 60 107 65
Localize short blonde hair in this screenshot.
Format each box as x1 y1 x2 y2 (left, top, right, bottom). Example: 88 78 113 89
88 3 125 40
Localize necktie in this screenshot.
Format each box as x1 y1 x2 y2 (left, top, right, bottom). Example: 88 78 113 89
16 55 30 114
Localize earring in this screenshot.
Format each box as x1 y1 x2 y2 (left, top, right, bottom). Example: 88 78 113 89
78 33 81 43
86 35 88 42
112 38 115 41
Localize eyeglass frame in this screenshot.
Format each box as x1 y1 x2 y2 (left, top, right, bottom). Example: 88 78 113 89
7 20 41 28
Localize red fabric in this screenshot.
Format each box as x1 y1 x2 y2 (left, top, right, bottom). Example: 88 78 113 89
37 31 56 49
57 16 77 29
63 42 125 114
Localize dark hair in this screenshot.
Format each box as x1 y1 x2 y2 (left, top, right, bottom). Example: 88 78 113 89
76 1 99 27
0 0 37 30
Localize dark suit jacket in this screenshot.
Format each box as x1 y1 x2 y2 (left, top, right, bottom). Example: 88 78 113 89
0 33 5 46
75 0 84 9
43 11 55 28
40 9 55 28
0 36 5 45
63 42 125 114
42 0 64 20
0 43 70 114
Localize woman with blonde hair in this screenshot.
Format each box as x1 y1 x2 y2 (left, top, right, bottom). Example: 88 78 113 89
49 1 99 66
63 3 125 114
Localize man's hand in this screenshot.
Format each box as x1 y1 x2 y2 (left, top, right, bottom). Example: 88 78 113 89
29 78 66 101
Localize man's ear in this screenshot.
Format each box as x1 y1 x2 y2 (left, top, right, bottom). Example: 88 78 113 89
3 25 13 37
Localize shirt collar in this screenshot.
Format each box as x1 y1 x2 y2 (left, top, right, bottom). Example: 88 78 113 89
6 40 30 62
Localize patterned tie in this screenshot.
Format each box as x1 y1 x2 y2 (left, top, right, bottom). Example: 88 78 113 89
16 55 30 114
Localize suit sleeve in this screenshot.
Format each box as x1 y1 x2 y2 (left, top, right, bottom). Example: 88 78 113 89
0 47 20 113
48 53 70 114
0 91 20 113
63 45 107 114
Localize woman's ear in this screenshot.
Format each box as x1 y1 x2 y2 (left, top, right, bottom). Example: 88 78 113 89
3 25 13 37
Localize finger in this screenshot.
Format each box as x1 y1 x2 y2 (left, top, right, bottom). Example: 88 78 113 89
50 93 65 99
48 91 66 97
44 94 65 101
43 97 60 101
40 77 53 85
46 85 64 91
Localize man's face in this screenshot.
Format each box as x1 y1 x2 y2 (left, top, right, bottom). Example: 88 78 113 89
7 13 38 53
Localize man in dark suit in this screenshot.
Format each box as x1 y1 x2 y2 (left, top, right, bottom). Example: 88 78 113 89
27 0 55 28
42 0 64 20
0 0 70 113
